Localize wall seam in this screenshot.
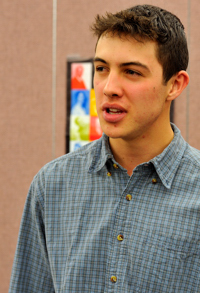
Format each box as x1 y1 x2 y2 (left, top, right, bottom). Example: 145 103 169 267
52 0 57 159
186 0 191 142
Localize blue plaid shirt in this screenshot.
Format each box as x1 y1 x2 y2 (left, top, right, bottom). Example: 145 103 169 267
10 124 200 292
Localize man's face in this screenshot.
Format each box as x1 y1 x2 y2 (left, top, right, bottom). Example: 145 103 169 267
93 33 173 142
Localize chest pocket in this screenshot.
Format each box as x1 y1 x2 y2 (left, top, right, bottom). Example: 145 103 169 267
128 233 200 292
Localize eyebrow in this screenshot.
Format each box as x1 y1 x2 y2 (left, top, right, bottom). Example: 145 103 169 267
93 57 150 72
93 57 107 64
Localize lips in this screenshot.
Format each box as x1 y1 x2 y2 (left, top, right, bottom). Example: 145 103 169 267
102 104 127 123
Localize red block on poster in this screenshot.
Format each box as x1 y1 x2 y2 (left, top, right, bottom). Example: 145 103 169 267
90 116 103 141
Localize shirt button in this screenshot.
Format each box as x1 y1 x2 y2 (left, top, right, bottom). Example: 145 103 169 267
126 194 132 201
107 172 112 177
113 163 119 169
152 178 157 184
117 234 124 241
110 275 117 283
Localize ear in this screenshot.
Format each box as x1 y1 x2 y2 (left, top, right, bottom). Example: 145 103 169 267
167 70 189 101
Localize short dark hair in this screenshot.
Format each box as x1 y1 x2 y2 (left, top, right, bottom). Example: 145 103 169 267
91 4 189 83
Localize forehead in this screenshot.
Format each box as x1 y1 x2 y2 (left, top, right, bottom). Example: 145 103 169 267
95 33 158 64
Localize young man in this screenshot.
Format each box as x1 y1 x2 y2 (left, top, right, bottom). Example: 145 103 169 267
10 4 200 293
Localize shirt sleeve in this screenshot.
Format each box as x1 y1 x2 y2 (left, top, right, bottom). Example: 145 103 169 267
9 174 55 293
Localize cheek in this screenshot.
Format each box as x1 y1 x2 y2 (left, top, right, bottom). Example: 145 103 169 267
94 81 104 102
93 76 100 91
135 85 162 105
129 86 163 118
128 86 155 106
94 78 103 91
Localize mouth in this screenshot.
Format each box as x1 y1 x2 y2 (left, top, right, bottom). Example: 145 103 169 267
102 105 127 123
103 103 127 113
106 108 124 115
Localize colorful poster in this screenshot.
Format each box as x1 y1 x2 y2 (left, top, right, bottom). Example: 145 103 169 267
71 90 90 116
67 60 103 153
71 63 93 90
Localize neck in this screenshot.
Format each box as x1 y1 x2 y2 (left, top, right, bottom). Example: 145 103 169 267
109 123 174 176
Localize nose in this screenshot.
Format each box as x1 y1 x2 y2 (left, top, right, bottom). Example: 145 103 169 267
103 71 123 98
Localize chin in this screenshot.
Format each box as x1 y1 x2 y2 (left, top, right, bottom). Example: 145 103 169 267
103 129 124 139
100 121 129 139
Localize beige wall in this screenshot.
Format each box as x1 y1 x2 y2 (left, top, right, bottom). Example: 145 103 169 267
1 0 200 291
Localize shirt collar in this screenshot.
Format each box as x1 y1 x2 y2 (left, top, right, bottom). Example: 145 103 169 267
150 124 187 189
88 133 114 173
88 124 187 189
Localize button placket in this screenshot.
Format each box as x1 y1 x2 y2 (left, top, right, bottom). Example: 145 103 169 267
106 171 139 290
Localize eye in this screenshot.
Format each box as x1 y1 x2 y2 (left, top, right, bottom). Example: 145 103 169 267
125 69 141 76
95 66 107 72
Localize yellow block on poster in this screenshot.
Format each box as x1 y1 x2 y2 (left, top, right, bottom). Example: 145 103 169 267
90 89 98 117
